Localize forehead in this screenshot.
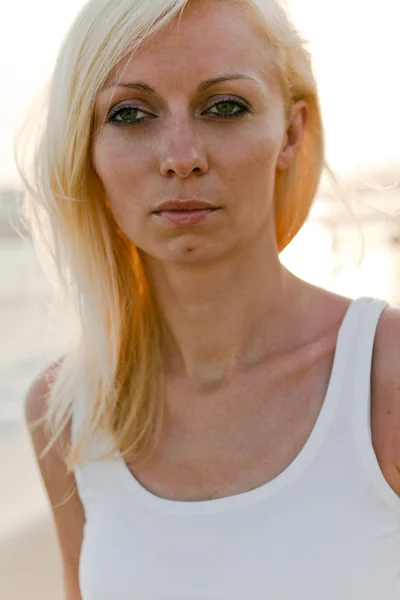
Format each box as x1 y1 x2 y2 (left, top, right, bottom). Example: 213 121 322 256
105 1 279 93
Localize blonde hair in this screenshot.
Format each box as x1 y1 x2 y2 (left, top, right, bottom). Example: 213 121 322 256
16 0 336 471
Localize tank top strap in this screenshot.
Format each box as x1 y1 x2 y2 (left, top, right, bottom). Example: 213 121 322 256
333 297 389 379
319 297 389 437
349 297 389 442
336 297 389 417
349 297 389 396
312 297 397 515
345 298 400 516
323 297 386 398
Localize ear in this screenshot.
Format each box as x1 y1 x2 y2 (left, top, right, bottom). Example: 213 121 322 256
276 100 308 172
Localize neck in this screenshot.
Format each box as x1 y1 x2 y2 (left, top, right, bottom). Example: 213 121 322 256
143 237 311 391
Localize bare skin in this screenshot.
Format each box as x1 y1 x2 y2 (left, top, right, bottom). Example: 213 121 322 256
25 1 400 597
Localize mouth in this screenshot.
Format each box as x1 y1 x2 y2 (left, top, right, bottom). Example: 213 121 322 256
152 208 219 214
152 207 221 226
152 199 221 213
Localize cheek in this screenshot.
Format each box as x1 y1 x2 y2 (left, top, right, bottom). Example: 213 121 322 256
93 130 153 196
92 135 149 229
223 122 283 197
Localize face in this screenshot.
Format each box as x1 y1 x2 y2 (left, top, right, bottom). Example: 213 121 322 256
92 1 307 266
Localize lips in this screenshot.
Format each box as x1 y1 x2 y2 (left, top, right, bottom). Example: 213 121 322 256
156 209 215 213
152 199 219 213
153 208 219 226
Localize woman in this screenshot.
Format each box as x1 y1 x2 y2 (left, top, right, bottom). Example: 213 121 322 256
21 0 400 598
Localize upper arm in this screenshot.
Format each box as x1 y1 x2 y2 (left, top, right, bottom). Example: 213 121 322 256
25 361 85 600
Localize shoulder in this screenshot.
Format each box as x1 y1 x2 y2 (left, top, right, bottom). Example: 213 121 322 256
24 355 79 477
25 358 64 430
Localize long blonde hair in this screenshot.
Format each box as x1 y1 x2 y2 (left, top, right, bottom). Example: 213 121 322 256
16 0 333 471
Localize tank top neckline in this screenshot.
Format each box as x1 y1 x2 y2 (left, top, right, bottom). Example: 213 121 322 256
106 297 380 515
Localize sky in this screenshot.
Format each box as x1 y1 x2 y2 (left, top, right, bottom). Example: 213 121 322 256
1 0 399 187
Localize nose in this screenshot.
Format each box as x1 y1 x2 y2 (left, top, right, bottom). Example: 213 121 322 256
158 116 209 178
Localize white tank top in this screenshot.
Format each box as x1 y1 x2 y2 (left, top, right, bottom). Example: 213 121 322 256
72 297 400 600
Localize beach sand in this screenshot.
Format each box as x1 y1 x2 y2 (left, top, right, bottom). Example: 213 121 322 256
0 515 63 600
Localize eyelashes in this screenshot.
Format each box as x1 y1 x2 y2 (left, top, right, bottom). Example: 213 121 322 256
106 97 250 126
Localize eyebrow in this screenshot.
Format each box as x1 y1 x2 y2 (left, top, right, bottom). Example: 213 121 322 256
99 73 260 94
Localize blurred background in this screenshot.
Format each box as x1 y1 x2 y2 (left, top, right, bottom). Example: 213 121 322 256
0 0 399 598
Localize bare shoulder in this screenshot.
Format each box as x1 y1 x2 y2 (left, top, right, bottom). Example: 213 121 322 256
25 358 70 469
372 307 400 471
25 359 63 429
25 359 84 600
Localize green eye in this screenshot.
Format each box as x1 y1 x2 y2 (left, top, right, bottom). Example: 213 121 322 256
215 101 237 114
112 107 140 123
208 99 249 119
108 106 149 125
